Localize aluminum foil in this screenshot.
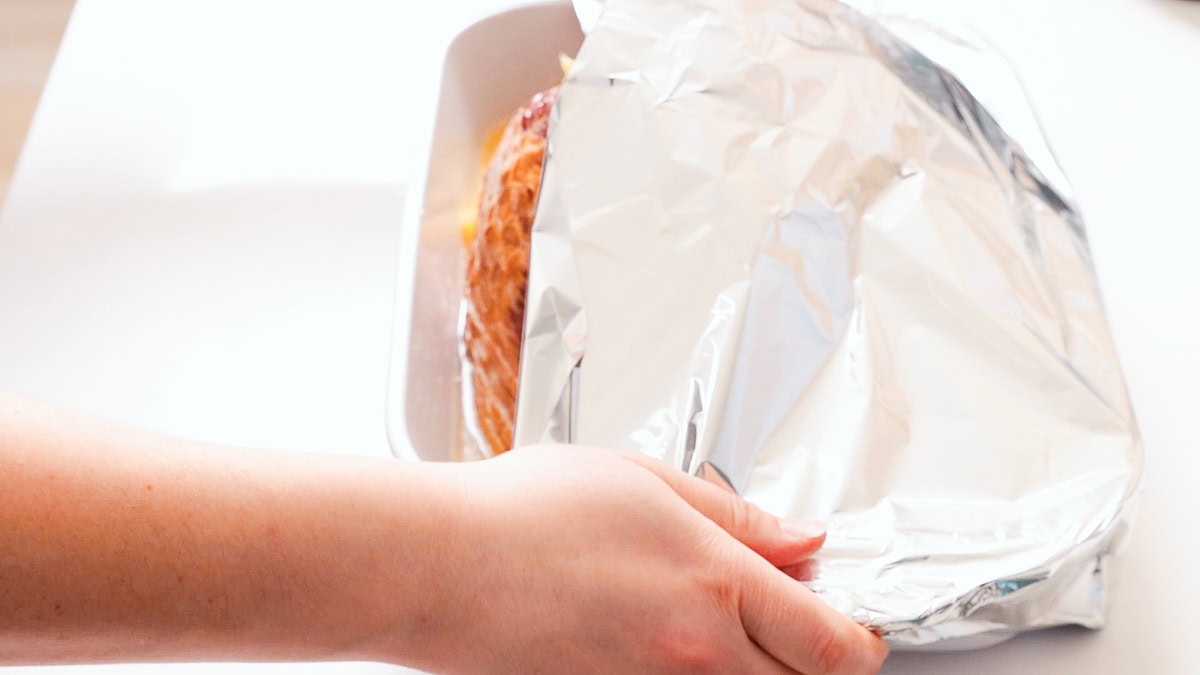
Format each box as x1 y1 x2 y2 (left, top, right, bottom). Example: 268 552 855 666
515 0 1142 649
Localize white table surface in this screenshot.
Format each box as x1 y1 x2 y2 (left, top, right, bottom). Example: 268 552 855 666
1 0 1197 673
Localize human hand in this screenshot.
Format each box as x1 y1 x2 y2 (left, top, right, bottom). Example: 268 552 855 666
421 445 887 674
0 396 882 671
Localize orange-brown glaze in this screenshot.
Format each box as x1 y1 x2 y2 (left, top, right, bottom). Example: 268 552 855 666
464 87 558 455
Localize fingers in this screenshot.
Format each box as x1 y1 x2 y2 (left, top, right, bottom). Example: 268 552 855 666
739 558 888 675
622 453 825 567
618 452 887 673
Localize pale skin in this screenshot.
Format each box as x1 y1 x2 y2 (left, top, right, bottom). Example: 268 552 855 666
0 391 888 673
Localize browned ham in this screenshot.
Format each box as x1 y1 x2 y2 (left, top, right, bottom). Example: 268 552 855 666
464 87 558 455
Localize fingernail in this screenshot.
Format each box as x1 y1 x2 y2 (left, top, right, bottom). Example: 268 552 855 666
780 519 826 539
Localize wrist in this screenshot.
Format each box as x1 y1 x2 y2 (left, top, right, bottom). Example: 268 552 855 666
347 459 483 670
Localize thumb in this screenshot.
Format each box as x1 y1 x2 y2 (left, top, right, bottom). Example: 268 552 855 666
623 454 826 567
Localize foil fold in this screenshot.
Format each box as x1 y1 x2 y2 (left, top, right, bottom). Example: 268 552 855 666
518 0 1142 648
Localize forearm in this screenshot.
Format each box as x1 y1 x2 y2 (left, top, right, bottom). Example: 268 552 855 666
0 392 469 667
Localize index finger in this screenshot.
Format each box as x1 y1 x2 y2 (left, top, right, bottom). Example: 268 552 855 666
622 453 826 567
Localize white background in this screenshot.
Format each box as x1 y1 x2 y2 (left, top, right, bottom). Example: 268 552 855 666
1 0 1198 673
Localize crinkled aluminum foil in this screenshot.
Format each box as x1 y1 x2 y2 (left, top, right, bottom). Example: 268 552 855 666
515 0 1142 649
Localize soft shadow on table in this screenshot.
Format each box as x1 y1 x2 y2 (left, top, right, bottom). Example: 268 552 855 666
1155 0 1200 30
881 626 1102 675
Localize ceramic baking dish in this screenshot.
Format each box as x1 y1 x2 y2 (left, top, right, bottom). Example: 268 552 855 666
385 1 583 461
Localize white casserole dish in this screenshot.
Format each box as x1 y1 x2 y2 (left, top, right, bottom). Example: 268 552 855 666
385 1 584 461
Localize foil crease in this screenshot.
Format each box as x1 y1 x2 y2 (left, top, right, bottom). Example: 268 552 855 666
517 0 1142 649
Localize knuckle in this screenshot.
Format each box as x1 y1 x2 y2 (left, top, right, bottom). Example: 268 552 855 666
699 574 743 634
663 639 723 673
810 627 852 675
707 571 740 611
694 548 745 615
654 623 729 674
724 494 755 535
